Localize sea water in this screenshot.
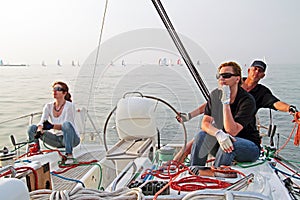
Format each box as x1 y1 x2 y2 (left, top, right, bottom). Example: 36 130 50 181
0 63 299 163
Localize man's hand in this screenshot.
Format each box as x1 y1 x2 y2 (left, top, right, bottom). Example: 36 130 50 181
215 130 235 152
219 85 231 104
176 112 191 123
289 105 298 114
43 120 54 130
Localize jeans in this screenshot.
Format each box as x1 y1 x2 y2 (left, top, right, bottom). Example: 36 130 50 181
28 121 80 154
190 130 260 167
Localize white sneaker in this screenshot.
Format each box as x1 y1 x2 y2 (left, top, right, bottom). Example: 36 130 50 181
64 155 76 165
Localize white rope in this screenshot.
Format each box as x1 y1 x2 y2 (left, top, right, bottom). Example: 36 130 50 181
30 187 145 200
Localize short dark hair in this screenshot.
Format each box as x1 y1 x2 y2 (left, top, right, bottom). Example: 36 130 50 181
251 60 267 72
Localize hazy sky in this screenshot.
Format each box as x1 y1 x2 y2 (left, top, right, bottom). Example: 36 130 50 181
1 0 299 65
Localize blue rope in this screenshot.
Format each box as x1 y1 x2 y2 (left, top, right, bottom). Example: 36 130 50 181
50 172 85 187
269 163 300 180
14 159 32 163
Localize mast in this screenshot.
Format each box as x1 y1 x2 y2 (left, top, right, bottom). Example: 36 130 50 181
151 0 210 101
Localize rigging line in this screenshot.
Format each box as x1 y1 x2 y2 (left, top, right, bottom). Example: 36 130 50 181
80 0 109 137
151 0 210 101
154 0 209 101
86 0 109 112
155 7 209 101
152 0 193 67
154 0 210 101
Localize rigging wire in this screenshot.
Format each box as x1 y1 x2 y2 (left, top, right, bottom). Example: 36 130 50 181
86 0 109 115
151 0 210 101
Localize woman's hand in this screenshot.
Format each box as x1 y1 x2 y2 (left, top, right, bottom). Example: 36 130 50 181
43 120 54 130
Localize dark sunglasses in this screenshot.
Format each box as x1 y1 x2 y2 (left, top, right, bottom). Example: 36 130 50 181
216 73 239 79
53 87 65 92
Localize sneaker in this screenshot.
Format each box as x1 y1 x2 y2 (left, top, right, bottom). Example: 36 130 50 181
64 155 76 165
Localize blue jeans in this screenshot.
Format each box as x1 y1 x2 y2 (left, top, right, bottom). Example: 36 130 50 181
190 130 260 167
28 122 80 154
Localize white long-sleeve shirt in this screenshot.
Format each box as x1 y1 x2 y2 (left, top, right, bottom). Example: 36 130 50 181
38 101 79 137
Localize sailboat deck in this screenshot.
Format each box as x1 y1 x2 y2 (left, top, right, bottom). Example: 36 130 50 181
51 150 105 191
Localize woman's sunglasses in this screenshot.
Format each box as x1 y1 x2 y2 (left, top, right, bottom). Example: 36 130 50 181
216 73 239 79
53 87 65 92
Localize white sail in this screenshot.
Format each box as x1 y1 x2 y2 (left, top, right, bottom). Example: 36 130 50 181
163 58 168 66
121 59 126 67
177 58 182 66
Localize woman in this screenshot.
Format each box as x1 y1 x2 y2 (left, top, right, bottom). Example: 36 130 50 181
190 61 260 167
27 81 80 164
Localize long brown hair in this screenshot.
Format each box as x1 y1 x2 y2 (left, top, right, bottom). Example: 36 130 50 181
52 81 72 102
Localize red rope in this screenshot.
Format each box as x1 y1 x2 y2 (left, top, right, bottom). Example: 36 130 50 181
276 112 300 154
16 148 65 160
153 173 180 200
144 160 235 198
16 148 99 175
0 166 39 190
42 149 65 157
274 158 300 178
141 160 189 179
293 112 300 146
170 175 232 191
211 166 246 177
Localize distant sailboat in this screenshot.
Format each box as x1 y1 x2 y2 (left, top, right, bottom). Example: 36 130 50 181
158 58 169 66
72 60 76 67
162 58 168 66
57 59 62 67
169 59 173 66
41 61 46 67
158 58 162 66
121 60 126 67
0 59 3 66
263 56 267 64
177 58 183 66
196 60 201 66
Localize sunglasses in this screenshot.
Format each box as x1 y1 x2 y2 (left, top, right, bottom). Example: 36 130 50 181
216 73 239 79
53 87 65 92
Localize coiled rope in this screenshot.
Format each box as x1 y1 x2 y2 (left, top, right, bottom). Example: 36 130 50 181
29 187 144 200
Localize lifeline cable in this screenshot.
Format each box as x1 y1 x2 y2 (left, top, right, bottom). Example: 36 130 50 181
151 0 210 101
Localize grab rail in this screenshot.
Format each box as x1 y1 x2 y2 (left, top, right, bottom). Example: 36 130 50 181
0 112 42 125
